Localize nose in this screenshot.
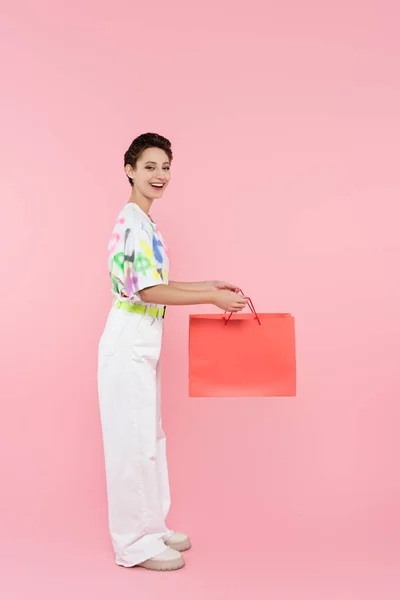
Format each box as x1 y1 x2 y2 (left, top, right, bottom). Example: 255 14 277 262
154 173 167 182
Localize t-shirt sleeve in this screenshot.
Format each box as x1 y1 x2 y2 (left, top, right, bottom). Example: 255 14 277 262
122 220 163 298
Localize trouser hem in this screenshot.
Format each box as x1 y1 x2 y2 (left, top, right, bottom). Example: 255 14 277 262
115 538 167 568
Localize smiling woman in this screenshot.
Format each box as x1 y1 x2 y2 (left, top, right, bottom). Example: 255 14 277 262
124 133 172 192
97 132 247 572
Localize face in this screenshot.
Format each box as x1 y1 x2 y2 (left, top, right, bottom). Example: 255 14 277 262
126 147 171 199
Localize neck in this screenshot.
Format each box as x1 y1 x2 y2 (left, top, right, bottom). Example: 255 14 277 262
128 187 153 215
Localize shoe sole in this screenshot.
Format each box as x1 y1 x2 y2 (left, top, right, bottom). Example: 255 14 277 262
165 539 192 552
137 556 185 571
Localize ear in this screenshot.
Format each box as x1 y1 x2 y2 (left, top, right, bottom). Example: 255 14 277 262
125 164 135 181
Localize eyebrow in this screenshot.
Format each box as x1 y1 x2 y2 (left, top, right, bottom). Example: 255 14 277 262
144 161 170 166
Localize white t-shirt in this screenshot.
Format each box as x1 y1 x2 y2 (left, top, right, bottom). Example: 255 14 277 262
107 203 169 306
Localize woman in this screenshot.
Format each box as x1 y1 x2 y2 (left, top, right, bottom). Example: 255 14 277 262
98 133 247 571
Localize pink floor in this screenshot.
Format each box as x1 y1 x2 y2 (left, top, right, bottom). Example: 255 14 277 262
1 510 399 600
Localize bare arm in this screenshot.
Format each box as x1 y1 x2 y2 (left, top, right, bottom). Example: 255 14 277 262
139 284 247 312
139 283 215 306
169 281 209 292
169 280 238 292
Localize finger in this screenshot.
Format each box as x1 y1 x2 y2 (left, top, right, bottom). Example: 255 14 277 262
234 298 246 306
233 303 246 310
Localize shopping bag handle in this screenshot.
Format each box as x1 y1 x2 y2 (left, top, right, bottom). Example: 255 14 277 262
224 288 261 326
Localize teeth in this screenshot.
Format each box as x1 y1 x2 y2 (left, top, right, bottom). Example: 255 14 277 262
151 184 163 187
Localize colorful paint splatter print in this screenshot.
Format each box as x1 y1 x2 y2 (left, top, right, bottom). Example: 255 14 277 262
107 203 169 303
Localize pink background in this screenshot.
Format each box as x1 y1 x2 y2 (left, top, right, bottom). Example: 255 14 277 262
1 1 400 598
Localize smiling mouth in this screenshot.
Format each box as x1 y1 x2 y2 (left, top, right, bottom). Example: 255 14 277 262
150 183 165 189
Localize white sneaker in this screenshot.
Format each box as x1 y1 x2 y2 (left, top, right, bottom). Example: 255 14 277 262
138 547 185 571
165 532 192 552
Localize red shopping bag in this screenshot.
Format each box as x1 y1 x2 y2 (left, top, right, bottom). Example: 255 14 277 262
189 294 296 397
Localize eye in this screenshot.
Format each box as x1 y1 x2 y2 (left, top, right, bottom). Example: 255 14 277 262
163 166 170 171
145 166 155 170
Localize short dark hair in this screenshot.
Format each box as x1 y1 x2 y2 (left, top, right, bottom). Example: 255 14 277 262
124 132 173 186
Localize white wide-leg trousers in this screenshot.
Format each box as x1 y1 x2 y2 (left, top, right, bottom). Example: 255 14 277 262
98 306 171 567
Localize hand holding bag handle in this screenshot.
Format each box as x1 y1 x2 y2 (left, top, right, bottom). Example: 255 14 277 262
224 288 261 326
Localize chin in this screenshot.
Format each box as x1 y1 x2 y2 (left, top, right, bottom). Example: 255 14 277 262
151 190 165 199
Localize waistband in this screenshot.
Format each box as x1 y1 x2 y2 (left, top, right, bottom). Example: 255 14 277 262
114 300 166 318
